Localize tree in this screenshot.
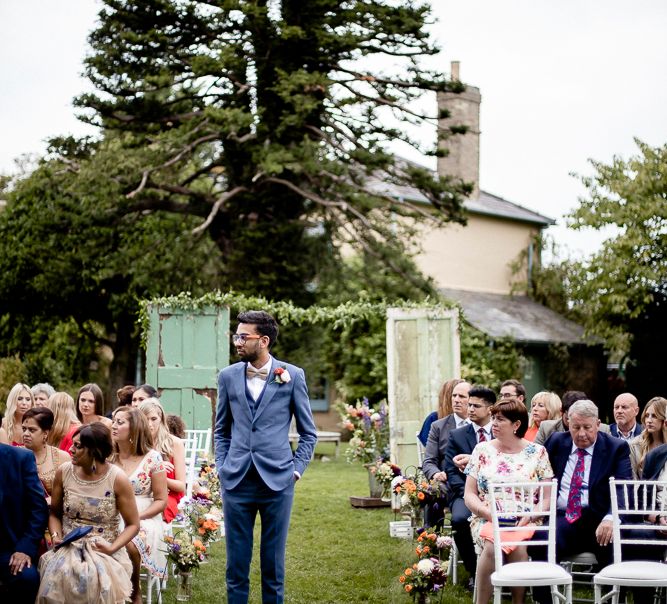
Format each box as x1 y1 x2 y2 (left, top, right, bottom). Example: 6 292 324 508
70 0 469 304
568 139 667 354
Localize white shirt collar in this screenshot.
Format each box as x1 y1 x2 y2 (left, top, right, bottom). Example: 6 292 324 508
570 440 596 456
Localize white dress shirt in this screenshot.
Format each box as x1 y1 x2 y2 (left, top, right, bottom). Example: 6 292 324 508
246 356 272 400
557 441 595 510
476 423 492 443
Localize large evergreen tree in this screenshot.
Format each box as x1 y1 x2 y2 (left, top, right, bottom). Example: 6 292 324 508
73 0 469 303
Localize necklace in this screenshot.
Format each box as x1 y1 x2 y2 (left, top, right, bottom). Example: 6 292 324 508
36 446 49 466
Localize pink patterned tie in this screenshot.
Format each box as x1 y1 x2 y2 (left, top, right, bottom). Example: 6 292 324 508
565 448 586 523
478 428 487 443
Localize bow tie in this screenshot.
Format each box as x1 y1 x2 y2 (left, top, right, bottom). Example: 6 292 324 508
246 365 269 380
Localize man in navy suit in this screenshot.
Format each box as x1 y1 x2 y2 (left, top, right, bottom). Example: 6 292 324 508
532 399 633 604
443 385 496 586
0 443 49 603
215 310 317 604
610 392 642 440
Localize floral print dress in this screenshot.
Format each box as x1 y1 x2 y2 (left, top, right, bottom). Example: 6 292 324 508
126 449 167 578
37 463 133 603
464 441 554 552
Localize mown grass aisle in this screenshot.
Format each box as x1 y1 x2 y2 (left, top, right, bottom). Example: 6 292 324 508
161 446 471 603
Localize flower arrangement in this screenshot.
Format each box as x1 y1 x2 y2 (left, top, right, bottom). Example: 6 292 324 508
399 558 448 603
415 529 453 563
194 461 222 509
163 532 207 572
339 397 389 464
395 475 447 511
370 460 402 491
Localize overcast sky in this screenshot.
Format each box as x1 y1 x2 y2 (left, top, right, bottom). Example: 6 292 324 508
1 0 665 260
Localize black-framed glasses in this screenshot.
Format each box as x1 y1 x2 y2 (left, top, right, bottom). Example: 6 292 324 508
232 334 262 344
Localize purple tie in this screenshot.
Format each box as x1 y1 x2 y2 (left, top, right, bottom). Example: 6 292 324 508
565 448 586 523
478 428 487 443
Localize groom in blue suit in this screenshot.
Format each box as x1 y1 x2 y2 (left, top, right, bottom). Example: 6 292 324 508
0 443 49 602
215 310 317 604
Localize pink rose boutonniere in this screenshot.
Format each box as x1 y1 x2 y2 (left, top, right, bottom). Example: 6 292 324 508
274 367 291 384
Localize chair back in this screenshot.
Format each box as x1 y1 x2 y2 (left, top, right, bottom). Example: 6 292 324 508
608 478 667 563
415 432 425 468
487 479 558 570
183 428 212 498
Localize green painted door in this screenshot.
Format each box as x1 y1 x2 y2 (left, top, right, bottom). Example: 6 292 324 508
145 305 230 430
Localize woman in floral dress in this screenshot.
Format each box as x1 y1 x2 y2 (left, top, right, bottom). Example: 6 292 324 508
37 423 139 603
464 398 554 604
112 406 167 603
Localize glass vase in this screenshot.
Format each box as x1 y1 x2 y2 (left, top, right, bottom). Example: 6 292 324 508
175 570 193 602
364 463 384 498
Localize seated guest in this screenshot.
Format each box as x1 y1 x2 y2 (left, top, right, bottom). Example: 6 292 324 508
422 380 470 526
0 442 48 603
116 385 136 407
535 390 611 445
21 407 70 506
47 392 81 452
31 383 55 408
37 423 140 603
2 383 34 446
610 392 642 440
499 379 526 405
131 384 158 407
525 391 562 442
139 398 186 523
167 414 187 439
442 385 496 590
111 406 167 602
76 383 112 429
628 396 667 478
464 398 554 604
531 400 633 604
418 378 467 446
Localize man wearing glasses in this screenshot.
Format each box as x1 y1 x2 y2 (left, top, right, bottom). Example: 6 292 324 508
214 310 317 604
499 379 526 405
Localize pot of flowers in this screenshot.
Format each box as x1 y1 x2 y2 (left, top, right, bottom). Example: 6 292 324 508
163 532 207 601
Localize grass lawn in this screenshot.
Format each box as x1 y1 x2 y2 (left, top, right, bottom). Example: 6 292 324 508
160 443 472 603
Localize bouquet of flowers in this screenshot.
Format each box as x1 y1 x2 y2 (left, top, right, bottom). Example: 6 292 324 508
370 460 402 496
195 514 221 543
399 557 448 602
194 461 222 509
178 494 223 544
163 532 207 572
415 529 454 564
339 397 390 464
395 475 447 510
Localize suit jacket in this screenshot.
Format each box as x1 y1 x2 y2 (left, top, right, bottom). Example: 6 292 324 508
545 431 632 521
422 414 458 480
443 423 479 501
610 422 642 439
214 357 317 492
536 418 611 446
0 444 49 558
642 443 667 480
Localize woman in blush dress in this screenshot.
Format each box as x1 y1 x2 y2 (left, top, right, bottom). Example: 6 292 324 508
111 406 167 603
139 398 186 523
2 383 34 446
37 423 140 604
464 398 554 604
47 392 81 452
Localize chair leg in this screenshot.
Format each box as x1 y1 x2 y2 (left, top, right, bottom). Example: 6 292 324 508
451 542 458 584
493 585 501 604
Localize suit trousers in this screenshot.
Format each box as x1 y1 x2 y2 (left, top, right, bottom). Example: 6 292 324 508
223 464 295 604
0 551 40 604
450 497 477 576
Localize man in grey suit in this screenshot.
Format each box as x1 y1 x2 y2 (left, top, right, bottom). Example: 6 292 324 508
215 310 317 604
422 381 471 527
536 390 610 445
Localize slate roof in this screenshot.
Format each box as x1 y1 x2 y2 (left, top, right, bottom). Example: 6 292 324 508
365 164 554 227
440 287 595 345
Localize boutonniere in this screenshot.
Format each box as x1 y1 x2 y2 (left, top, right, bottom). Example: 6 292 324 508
273 366 291 384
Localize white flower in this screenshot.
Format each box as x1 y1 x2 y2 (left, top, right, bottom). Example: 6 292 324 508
417 559 435 575
401 493 410 507
436 536 453 548
370 412 381 422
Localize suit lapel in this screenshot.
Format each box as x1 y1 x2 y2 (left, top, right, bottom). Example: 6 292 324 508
554 434 572 479
589 434 607 487
233 363 253 421
465 424 477 451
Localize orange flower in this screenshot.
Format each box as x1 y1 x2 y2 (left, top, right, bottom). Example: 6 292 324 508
417 492 425 501
198 528 205 535
404 568 412 576
415 547 421 555
405 585 413 593
423 546 430 553
193 539 204 548
399 576 405 583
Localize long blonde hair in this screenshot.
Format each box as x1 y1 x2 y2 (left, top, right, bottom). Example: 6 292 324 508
139 398 175 459
637 397 667 474
47 392 80 447
2 383 33 440
528 391 562 428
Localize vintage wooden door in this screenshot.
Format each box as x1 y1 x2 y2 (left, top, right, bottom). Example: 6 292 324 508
386 307 460 470
145 305 230 430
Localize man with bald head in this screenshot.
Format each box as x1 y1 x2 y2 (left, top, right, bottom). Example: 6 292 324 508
610 392 642 440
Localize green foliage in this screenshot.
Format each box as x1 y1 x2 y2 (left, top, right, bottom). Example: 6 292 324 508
0 356 28 414
567 139 667 354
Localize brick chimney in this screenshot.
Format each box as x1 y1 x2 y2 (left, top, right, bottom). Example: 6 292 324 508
437 61 481 199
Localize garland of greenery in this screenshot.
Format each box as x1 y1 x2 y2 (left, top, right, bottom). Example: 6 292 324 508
138 290 456 347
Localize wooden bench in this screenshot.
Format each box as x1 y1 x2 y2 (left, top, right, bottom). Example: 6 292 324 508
289 430 341 457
